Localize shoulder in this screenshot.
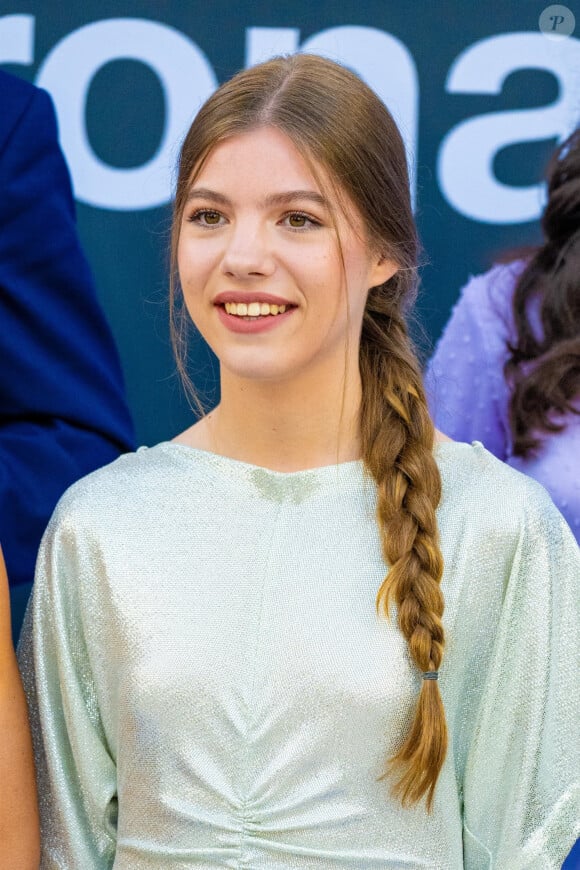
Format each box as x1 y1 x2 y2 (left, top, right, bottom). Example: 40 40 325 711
430 262 527 375
436 439 559 542
461 260 526 296
0 69 37 116
0 71 54 152
435 441 578 642
456 261 527 329
47 443 202 535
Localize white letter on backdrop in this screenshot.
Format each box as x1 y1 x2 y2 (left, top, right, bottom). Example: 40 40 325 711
36 18 217 210
438 33 580 224
0 14 34 65
245 28 300 66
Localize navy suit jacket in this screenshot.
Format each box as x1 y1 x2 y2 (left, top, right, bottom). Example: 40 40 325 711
0 70 135 597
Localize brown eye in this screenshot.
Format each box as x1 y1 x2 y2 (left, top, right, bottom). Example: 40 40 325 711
202 211 221 225
188 209 224 227
288 213 307 228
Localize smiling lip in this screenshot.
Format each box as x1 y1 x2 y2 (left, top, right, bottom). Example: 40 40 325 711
216 303 294 334
213 290 296 334
213 291 294 307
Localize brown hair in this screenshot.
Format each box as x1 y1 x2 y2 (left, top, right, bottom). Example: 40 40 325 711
170 54 446 810
505 127 580 455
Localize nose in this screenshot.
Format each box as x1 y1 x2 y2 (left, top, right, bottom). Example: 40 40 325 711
221 220 275 279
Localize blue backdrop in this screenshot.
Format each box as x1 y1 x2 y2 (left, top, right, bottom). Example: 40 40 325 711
1 1 579 445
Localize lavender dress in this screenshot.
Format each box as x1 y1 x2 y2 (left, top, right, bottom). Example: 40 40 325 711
426 261 580 544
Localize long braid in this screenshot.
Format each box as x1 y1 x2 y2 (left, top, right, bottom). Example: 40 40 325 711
171 52 449 811
360 286 446 811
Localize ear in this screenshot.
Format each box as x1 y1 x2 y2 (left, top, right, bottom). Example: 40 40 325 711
369 255 398 288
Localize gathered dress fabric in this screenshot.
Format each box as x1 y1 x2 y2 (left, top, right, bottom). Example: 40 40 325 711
425 260 580 543
19 441 580 869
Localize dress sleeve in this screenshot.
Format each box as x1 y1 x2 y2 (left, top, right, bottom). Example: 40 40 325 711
461 492 580 869
18 506 117 869
425 268 515 460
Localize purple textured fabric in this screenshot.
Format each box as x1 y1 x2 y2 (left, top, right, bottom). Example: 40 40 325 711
425 261 580 544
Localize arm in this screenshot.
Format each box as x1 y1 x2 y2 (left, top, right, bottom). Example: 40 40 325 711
0 546 40 868
0 73 135 591
461 492 580 869
18 507 117 869
425 268 516 460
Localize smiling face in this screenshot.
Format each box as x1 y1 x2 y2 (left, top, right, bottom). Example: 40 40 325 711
177 126 396 387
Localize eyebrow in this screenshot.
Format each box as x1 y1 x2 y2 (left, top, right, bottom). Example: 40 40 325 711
185 187 329 209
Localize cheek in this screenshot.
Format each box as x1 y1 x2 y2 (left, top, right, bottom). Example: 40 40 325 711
338 269 372 331
345 245 377 288
304 249 345 299
178 244 210 296
176 239 191 287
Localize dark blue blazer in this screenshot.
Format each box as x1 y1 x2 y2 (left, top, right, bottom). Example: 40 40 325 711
0 70 135 598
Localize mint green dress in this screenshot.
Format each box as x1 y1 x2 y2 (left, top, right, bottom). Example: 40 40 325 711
19 441 580 869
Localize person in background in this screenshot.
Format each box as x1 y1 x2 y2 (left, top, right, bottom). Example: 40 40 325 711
0 69 136 639
426 128 580 545
20 56 579 868
426 127 580 870
0 545 39 868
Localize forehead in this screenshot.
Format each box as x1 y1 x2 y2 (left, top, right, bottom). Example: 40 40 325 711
192 126 326 197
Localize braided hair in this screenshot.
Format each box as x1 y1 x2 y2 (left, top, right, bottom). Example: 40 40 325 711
171 53 447 810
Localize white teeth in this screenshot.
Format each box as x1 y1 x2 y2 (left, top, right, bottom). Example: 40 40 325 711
224 302 288 316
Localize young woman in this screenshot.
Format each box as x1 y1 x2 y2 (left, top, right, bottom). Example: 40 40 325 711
426 128 580 544
21 55 579 868
0 546 39 868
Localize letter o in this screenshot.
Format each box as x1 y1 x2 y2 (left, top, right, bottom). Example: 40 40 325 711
37 18 217 210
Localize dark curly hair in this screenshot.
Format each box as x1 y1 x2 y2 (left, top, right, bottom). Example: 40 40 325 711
504 127 580 456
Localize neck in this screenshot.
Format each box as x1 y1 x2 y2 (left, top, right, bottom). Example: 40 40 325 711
199 362 363 472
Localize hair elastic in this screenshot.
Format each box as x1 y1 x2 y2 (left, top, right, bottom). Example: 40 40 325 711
422 671 439 681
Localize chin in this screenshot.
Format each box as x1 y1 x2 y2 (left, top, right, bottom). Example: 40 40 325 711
220 352 300 384
223 365 292 383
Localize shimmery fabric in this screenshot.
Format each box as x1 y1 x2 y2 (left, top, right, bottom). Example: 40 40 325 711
19 441 580 869
425 261 580 543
